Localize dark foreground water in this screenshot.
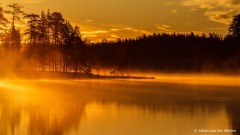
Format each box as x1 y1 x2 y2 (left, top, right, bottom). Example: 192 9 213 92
0 79 239 135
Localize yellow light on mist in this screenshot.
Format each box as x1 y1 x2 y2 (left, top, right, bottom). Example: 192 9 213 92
154 74 240 86
0 81 28 91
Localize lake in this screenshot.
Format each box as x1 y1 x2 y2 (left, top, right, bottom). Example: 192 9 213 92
0 79 239 135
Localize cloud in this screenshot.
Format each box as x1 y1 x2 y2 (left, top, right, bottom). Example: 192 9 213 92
204 9 237 24
19 0 43 4
79 24 151 42
162 25 171 28
76 20 167 42
182 0 216 9
192 31 204 35
81 30 109 35
156 24 174 32
110 29 120 31
111 34 120 39
124 27 139 32
82 34 97 38
81 30 109 40
182 0 240 24
182 0 209 8
85 19 93 23
190 8 197 11
182 0 240 11
182 0 229 8
143 30 153 35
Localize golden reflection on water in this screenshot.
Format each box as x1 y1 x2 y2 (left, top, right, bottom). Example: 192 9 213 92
76 102 231 135
0 79 239 135
154 74 240 86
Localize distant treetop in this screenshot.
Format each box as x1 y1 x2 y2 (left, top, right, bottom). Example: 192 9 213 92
229 14 240 38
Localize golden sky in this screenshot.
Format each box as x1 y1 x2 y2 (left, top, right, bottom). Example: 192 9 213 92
1 0 239 42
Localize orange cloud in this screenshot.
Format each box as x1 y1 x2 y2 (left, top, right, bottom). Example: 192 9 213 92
156 24 174 32
79 25 152 42
110 29 120 32
20 0 43 3
111 34 120 38
204 10 237 24
182 0 240 24
81 30 109 34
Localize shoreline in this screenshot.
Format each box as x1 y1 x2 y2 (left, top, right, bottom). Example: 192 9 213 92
0 71 155 80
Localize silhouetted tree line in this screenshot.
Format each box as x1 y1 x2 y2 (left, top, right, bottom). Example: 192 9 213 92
0 3 92 75
1 3 240 75
88 16 240 74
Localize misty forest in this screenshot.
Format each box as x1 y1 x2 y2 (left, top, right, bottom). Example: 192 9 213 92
1 3 240 78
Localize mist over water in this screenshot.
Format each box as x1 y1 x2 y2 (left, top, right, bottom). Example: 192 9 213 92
1 2 240 135
0 79 239 135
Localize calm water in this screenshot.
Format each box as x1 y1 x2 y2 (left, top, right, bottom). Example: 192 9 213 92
0 79 239 135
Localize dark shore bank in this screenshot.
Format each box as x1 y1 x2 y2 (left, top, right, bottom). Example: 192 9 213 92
0 71 155 80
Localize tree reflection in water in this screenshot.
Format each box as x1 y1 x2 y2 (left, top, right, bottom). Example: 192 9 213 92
0 80 239 135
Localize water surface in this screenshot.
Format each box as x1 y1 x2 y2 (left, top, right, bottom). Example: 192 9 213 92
0 79 239 135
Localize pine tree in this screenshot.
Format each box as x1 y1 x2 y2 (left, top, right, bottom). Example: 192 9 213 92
4 3 24 51
50 12 64 46
229 14 240 38
24 13 40 45
39 11 49 46
0 4 8 41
